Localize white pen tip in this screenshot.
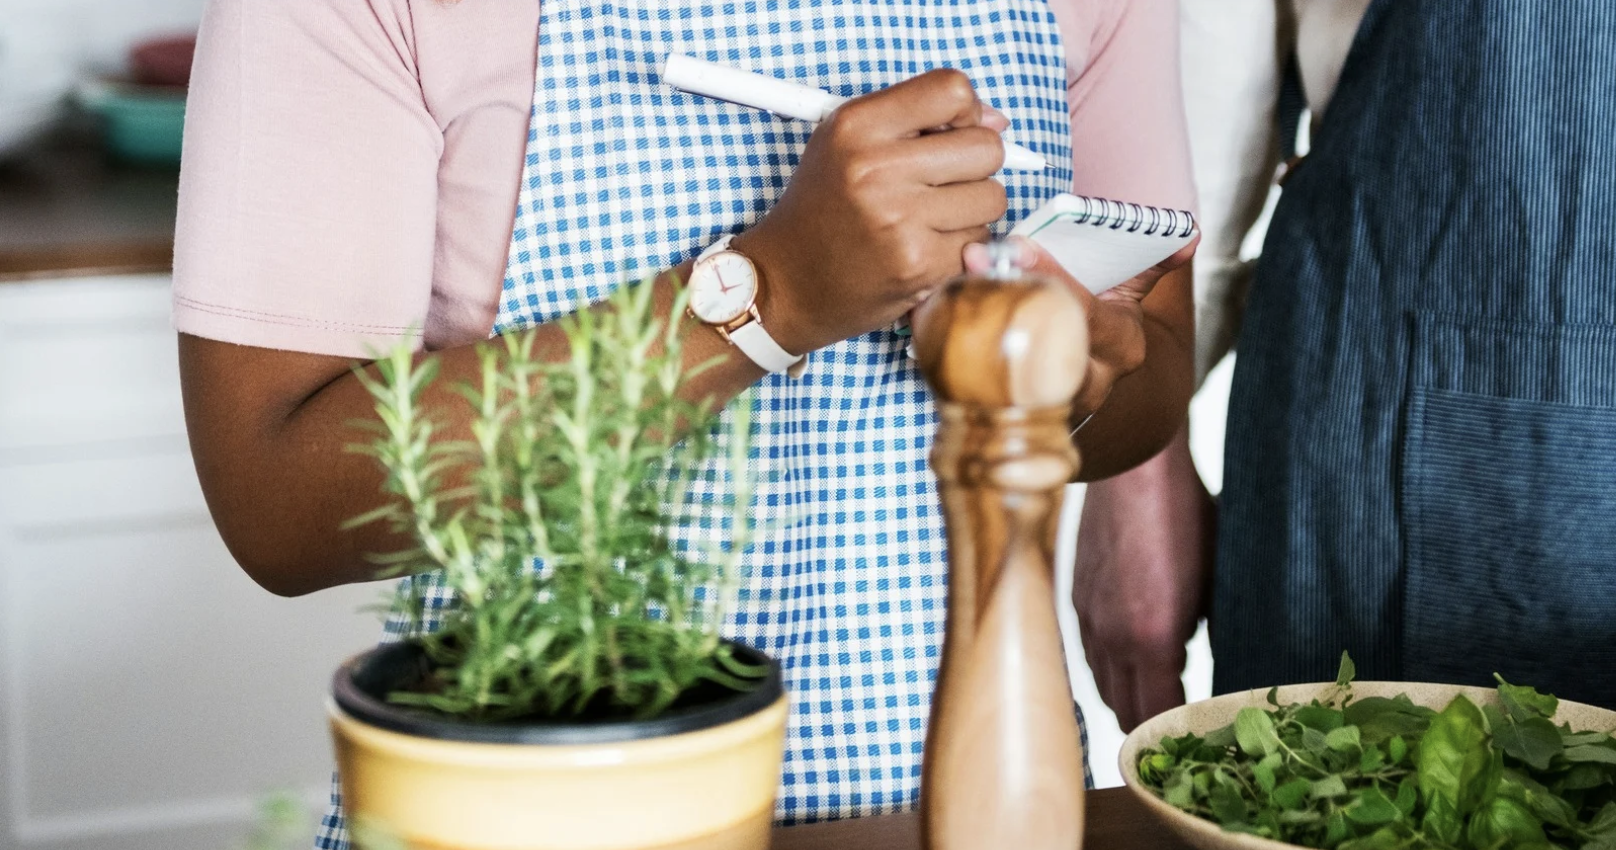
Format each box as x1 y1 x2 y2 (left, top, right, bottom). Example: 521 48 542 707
1002 143 1047 172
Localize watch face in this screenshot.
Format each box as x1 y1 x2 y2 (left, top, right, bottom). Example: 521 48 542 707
690 251 758 324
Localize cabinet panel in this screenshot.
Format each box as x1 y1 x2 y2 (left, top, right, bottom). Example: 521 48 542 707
0 276 184 450
0 276 399 850
0 511 383 844
1 449 207 529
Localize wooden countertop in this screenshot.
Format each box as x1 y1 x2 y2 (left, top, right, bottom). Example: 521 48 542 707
0 126 178 281
772 787 1191 850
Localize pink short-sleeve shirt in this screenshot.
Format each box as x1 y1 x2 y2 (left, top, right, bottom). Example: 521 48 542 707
172 0 1195 358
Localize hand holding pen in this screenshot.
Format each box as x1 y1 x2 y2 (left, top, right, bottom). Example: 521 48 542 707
672 67 1014 356
662 53 1047 171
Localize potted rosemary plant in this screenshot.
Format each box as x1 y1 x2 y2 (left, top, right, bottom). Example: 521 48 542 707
327 282 785 850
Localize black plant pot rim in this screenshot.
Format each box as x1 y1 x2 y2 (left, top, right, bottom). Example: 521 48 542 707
331 639 784 746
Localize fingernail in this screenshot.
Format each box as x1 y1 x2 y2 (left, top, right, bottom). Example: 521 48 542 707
963 242 991 270
1006 235 1037 267
980 104 1011 132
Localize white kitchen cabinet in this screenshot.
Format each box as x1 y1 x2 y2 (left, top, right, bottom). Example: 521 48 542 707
0 275 382 850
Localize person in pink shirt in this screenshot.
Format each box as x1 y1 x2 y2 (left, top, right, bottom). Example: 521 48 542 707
173 0 1196 842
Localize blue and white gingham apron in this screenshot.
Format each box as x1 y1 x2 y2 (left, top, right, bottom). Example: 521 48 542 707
1214 0 1616 706
319 0 1075 844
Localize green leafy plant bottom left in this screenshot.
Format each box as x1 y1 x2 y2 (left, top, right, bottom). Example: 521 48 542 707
349 279 763 723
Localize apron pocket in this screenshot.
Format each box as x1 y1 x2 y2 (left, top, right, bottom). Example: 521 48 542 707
1401 316 1616 709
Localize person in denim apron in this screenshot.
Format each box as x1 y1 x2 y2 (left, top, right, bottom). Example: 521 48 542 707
1213 0 1616 702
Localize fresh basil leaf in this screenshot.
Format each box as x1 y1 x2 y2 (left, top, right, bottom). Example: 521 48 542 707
1273 778 1312 810
1562 762 1612 791
1495 673 1559 722
1253 762 1276 795
1495 715 1565 771
1483 703 1509 734
1327 725 1363 753
1360 744 1385 773
1588 801 1616 836
1389 735 1408 765
1346 697 1435 744
1561 730 1616 747
1311 775 1349 800
1418 695 1495 814
1139 752 1176 784
1395 776 1418 817
1267 686 1280 707
1345 787 1402 826
1203 723 1237 750
1466 796 1547 850
1236 707 1280 758
1193 770 1213 795
1162 770 1195 808
1253 752 1282 794
1325 810 1351 846
1297 704 1347 732
1565 745 1616 766
1337 651 1357 687
1303 726 1330 757
1423 794 1464 846
1524 787 1579 830
1278 809 1323 825
1585 834 1616 850
1208 782 1247 826
1339 827 1404 850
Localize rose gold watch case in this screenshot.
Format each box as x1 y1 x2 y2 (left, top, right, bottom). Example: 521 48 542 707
687 249 762 340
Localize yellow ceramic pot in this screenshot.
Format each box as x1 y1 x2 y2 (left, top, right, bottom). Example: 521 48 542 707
329 643 787 850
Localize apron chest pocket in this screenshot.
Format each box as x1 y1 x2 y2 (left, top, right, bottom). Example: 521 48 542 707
1400 314 1616 708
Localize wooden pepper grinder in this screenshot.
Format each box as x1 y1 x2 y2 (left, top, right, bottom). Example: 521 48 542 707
912 242 1088 850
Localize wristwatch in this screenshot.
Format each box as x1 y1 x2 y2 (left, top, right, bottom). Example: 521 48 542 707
687 235 807 377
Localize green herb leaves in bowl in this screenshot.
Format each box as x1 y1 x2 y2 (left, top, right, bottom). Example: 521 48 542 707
1121 654 1616 850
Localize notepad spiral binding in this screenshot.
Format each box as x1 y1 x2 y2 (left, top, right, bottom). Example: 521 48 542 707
1066 195 1197 239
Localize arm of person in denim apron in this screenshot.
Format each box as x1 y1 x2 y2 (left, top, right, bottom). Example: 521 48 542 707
174 1 1016 596
1071 0 1289 731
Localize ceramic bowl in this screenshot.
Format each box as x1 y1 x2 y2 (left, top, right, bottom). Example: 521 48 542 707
1118 681 1616 850
76 78 186 166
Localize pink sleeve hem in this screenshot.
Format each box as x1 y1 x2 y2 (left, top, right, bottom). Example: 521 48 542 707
173 294 423 358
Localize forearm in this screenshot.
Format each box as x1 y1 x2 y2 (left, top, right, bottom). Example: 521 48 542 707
1083 420 1197 504
1074 264 1196 480
182 266 765 597
1070 419 1211 729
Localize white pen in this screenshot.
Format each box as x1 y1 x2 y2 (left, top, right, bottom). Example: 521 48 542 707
660 53 1048 172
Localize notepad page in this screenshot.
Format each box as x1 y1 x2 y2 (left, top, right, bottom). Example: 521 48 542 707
1010 194 1198 294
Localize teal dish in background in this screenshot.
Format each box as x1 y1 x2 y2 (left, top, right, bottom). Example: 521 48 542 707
76 80 186 167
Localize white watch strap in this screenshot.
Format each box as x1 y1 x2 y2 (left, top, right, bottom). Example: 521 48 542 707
696 234 807 377
730 320 806 377
697 234 735 261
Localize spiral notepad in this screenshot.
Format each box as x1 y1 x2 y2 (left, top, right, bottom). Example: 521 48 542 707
1010 193 1198 294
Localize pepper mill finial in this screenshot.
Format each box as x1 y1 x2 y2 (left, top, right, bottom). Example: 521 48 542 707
913 247 1088 850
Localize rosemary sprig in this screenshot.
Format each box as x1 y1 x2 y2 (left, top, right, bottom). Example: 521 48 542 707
348 281 758 721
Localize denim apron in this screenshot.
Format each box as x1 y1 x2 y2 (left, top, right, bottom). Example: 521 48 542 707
317 1 1077 845
1214 0 1616 706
